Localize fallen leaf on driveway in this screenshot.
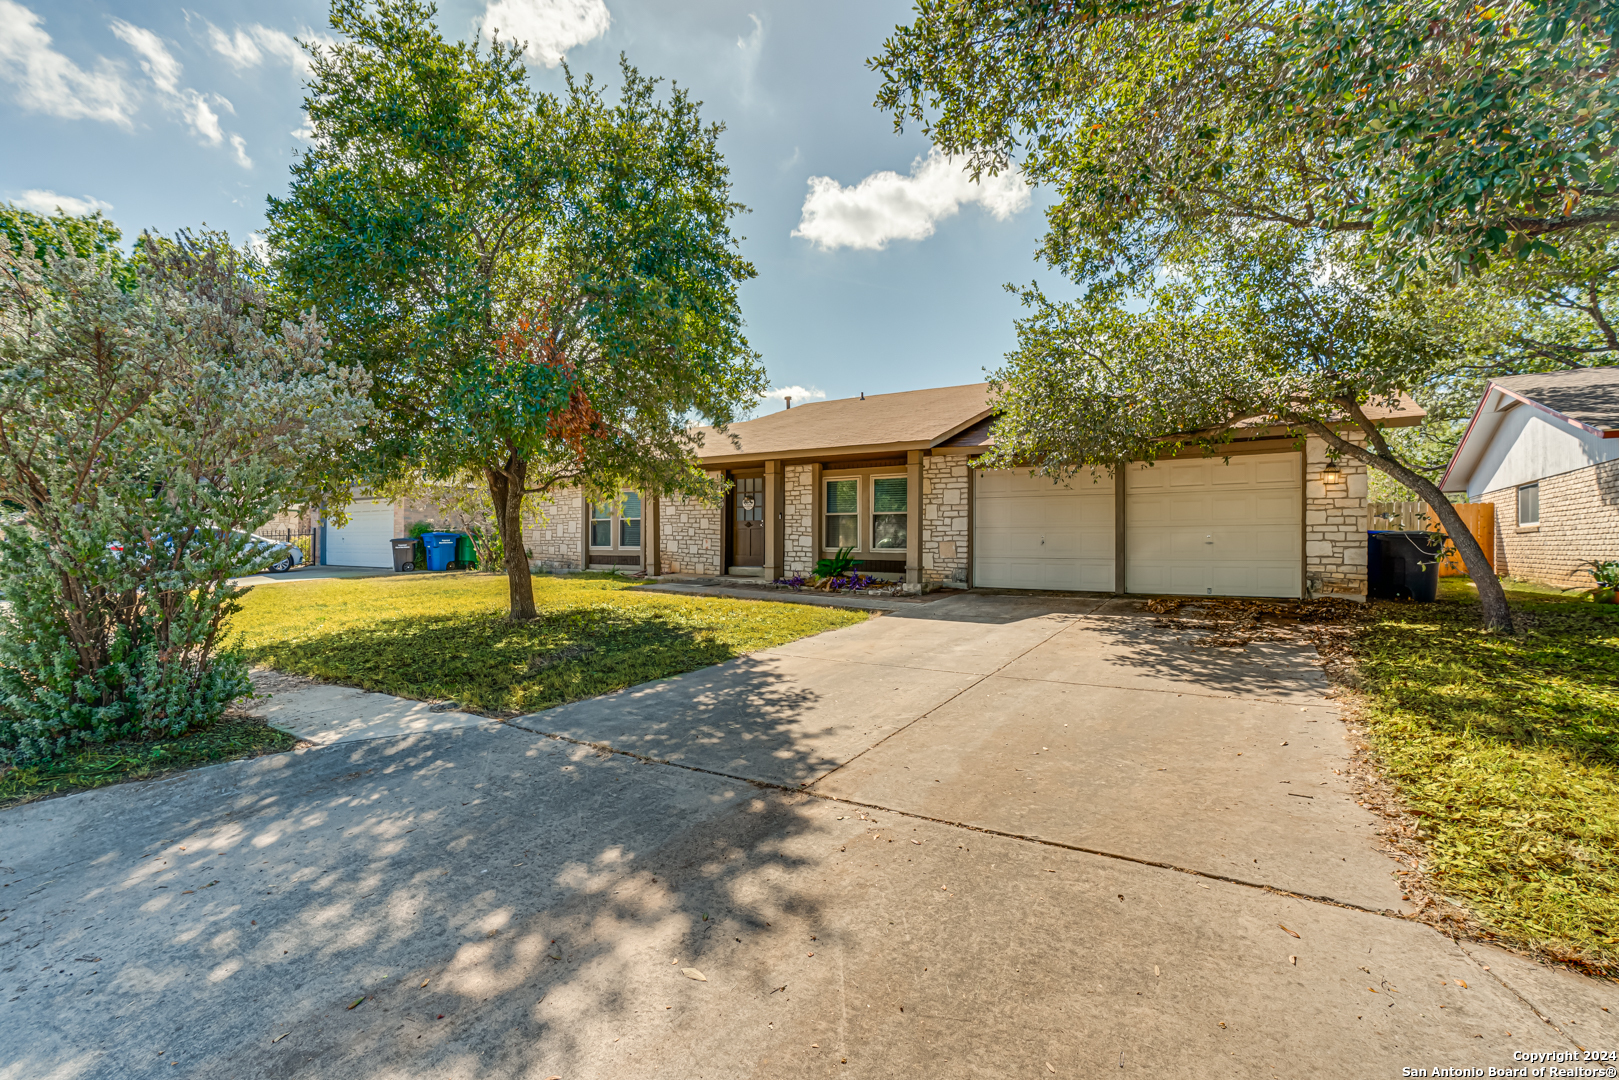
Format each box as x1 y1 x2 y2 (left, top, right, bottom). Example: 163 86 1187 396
347 996 366 1009
1047 1064 1056 1074
682 968 707 982
911 840 921 845
272 1032 291 1044
1279 924 1300 938
1455 979 1468 989
420 979 430 988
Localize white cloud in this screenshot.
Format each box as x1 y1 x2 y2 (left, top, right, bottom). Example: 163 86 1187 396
204 22 321 74
0 0 134 127
108 19 181 95
482 0 610 67
10 189 113 217
762 385 825 403
792 149 1030 252
107 18 251 167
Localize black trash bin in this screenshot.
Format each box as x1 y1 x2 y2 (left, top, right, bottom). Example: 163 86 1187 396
1367 530 1442 602
390 537 416 572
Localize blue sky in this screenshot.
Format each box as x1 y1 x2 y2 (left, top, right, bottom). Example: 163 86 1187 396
0 0 1074 412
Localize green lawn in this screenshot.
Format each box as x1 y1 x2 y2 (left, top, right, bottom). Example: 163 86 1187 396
1356 579 1619 972
228 572 867 715
0 717 293 808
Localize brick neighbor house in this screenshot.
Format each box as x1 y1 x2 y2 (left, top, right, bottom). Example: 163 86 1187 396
517 382 1415 600
1442 366 1619 588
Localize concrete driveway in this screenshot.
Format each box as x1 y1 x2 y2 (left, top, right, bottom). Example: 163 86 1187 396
2 593 1614 1080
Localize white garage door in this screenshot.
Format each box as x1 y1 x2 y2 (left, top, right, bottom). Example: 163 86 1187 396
974 469 1115 591
1125 454 1302 598
324 499 397 568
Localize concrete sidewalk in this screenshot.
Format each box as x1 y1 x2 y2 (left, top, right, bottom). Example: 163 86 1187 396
250 671 499 746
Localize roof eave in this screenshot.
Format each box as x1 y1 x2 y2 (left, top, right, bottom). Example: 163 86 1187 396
697 439 940 467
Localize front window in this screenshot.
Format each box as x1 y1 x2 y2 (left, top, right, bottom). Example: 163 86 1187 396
590 502 613 547
871 476 908 549
1517 482 1540 526
591 492 642 549
619 492 641 547
825 479 858 548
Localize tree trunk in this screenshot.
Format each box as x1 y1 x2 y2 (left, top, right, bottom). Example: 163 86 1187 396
1305 422 1514 633
486 456 538 621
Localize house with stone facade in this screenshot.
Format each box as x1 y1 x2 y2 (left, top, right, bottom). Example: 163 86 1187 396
1442 366 1619 588
521 382 1416 600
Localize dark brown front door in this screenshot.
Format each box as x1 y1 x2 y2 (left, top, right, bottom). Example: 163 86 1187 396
733 476 764 566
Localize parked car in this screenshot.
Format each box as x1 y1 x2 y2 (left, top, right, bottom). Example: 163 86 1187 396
105 531 304 573
246 533 304 573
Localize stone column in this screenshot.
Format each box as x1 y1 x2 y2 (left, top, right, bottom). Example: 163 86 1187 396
906 450 923 588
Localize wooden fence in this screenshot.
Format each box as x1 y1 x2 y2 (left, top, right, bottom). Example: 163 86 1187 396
1366 501 1495 576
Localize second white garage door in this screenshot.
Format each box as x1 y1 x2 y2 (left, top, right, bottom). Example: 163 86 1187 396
324 499 397 568
1125 454 1302 598
974 469 1115 591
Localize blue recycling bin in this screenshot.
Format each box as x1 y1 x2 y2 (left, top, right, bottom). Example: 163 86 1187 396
422 532 460 572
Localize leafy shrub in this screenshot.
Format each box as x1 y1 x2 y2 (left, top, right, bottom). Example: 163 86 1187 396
814 546 856 578
0 227 371 762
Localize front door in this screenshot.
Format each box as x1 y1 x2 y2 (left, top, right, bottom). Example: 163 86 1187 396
733 476 764 566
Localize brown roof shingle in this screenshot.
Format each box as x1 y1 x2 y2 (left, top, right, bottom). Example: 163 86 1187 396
695 383 992 463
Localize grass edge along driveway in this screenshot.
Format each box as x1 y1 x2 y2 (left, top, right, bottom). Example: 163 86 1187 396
1355 579 1619 976
228 572 867 717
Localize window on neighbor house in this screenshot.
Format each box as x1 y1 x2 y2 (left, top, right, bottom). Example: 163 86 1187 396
871 476 908 549
1517 482 1540 527
825 479 858 549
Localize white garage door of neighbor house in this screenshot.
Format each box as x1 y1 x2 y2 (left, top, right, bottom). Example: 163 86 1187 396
974 468 1115 591
1125 454 1302 599
324 499 396 568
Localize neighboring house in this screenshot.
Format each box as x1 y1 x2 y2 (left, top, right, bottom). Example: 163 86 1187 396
1442 366 1619 588
523 382 1417 600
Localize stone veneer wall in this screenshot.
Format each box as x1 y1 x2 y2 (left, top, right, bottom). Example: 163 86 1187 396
783 464 816 575
922 456 971 587
658 472 724 575
521 487 583 570
1480 459 1619 588
1305 434 1369 598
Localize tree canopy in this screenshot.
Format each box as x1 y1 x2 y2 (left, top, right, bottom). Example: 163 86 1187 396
266 0 765 618
873 0 1619 286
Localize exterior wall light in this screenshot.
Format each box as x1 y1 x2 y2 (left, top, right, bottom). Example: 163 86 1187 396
1321 466 1343 484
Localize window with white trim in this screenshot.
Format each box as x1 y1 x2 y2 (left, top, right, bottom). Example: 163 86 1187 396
590 492 642 550
871 476 907 549
825 479 858 549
